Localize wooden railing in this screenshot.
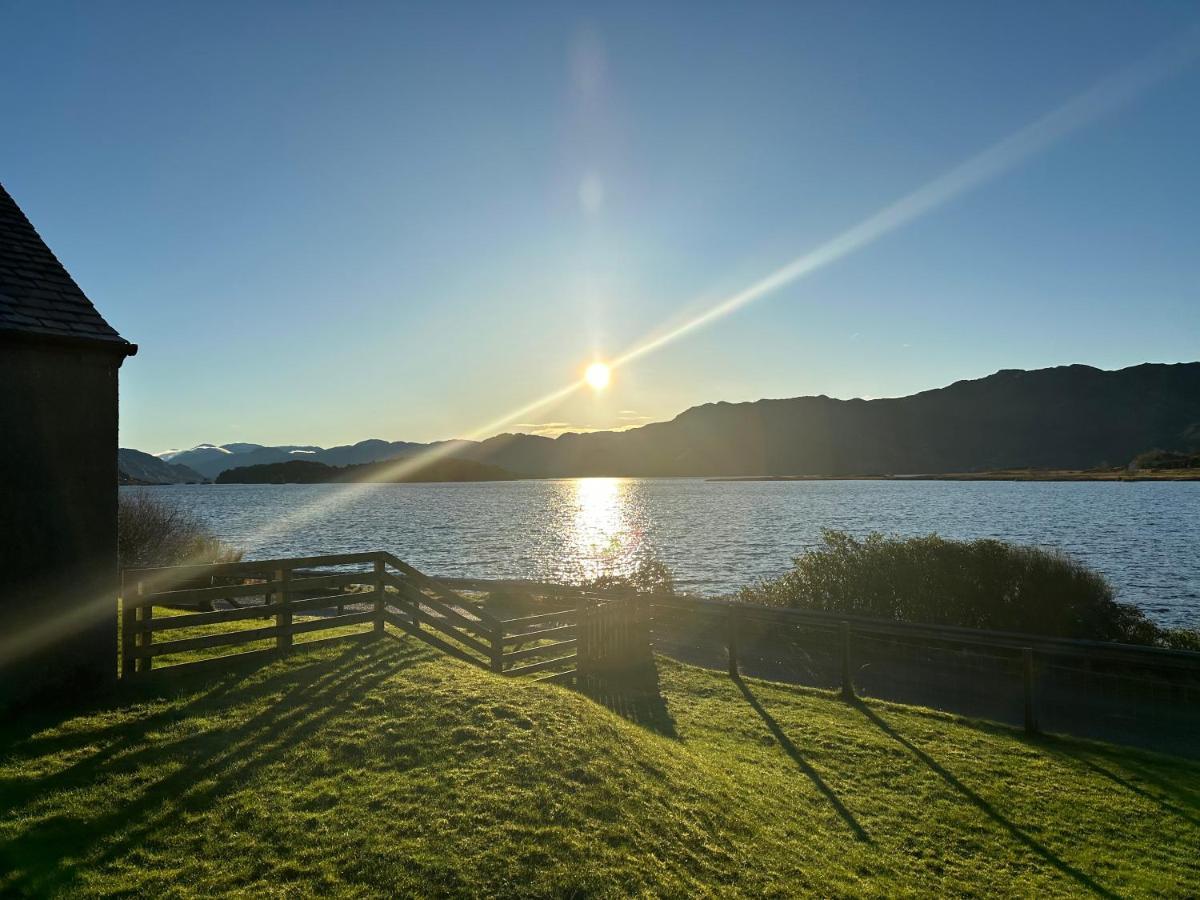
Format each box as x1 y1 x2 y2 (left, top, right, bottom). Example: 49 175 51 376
420 577 1200 743
119 552 644 682
648 594 1200 669
647 594 1200 737
121 557 1200 753
120 552 388 677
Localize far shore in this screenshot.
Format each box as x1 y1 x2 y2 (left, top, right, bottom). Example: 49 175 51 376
707 469 1200 483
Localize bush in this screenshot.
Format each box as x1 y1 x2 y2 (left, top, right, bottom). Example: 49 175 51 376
1130 448 1200 470
1159 627 1200 652
583 558 676 596
736 529 1186 646
118 491 242 571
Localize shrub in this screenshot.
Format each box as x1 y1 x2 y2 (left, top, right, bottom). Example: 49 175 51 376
736 529 1180 646
1130 448 1200 470
118 491 242 571
1159 627 1200 651
583 558 676 596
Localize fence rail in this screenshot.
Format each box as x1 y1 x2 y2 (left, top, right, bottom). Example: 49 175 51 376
648 594 1200 754
119 552 637 683
650 594 1200 668
120 555 384 676
443 577 1200 752
120 555 1200 754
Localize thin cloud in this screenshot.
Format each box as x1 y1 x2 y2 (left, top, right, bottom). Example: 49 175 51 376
511 422 587 437
510 420 652 437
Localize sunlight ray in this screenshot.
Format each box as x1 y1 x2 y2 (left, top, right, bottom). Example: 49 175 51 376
612 28 1200 370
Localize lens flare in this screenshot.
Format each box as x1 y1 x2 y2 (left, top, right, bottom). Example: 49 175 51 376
585 362 611 390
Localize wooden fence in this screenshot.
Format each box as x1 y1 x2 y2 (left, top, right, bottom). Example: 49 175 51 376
443 578 1200 748
121 552 387 677
121 556 1200 749
119 552 645 683
648 594 1200 740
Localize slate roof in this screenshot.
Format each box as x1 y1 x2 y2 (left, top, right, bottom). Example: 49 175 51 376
0 182 133 353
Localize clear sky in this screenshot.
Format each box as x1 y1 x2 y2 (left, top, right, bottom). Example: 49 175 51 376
2 2 1198 452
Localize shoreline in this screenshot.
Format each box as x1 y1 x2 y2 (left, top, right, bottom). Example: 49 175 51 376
123 469 1200 486
706 470 1200 483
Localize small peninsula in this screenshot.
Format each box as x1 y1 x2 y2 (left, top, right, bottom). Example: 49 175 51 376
215 457 518 484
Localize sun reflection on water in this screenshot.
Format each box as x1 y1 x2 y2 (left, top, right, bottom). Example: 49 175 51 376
569 477 642 581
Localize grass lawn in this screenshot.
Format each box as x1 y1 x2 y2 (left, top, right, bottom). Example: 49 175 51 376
2 630 1198 897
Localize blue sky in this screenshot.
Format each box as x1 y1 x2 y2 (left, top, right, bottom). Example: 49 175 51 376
2 2 1198 452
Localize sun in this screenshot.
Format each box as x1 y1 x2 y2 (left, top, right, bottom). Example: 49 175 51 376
584 362 611 390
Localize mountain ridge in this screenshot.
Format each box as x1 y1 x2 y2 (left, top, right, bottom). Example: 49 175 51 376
117 448 206 485
214 457 517 484
134 362 1200 481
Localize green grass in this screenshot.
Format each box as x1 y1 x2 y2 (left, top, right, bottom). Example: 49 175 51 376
3 631 1198 897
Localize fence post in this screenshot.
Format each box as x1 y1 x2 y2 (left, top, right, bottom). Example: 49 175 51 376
135 579 153 675
373 556 385 634
490 626 504 675
276 567 292 654
120 571 134 679
840 621 853 700
404 580 422 630
1023 647 1038 734
577 597 592 679
727 605 739 677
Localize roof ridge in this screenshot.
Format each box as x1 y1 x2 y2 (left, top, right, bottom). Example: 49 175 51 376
0 182 133 353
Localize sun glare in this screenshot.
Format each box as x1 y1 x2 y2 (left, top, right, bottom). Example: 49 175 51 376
584 362 611 390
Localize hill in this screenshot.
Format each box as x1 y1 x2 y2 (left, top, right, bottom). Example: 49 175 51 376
159 439 475 479
1 633 1196 896
156 443 323 479
149 362 1200 479
458 361 1200 476
214 456 517 484
117 448 205 484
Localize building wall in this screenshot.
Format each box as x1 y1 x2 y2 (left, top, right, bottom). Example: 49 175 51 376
0 340 123 711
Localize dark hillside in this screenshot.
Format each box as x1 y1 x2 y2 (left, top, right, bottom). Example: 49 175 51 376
216 456 516 484
118 448 205 484
460 362 1200 476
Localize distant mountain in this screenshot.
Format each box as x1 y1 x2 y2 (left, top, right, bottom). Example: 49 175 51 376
157 438 475 479
158 443 321 478
118 448 205 485
215 457 517 484
152 362 1200 481
454 362 1200 477
314 439 429 467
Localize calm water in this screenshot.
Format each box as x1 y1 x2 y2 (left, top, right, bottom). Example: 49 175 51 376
130 479 1200 627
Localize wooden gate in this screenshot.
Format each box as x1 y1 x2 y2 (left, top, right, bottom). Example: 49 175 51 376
576 595 652 678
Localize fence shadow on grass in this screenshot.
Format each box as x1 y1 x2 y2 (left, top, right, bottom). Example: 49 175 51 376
0 634 418 897
575 660 678 739
852 700 1119 899
1039 741 1200 830
732 675 870 843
